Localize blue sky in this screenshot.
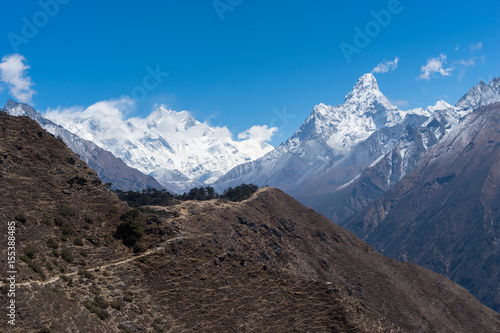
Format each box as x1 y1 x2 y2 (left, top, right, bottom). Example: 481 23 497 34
0 0 499 146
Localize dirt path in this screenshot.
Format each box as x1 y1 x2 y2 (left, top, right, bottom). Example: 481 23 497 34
2 234 208 288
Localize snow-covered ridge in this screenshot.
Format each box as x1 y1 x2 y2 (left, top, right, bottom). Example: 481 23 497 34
9 73 497 195
278 73 451 156
44 101 277 188
456 78 500 111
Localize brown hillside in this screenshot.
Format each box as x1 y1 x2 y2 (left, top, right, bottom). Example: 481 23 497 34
1 112 499 332
0 114 154 282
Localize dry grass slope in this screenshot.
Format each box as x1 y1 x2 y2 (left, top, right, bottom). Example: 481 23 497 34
1 113 499 332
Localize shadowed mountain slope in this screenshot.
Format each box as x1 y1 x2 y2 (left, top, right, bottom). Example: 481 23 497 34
343 102 500 312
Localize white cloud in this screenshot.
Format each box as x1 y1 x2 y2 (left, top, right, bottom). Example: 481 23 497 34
0 54 36 104
372 57 399 74
457 58 476 67
238 125 278 143
389 99 409 107
469 42 483 52
453 57 478 80
417 54 453 80
45 97 137 142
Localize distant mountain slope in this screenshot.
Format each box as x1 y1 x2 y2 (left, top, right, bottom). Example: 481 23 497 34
1 111 499 332
2 100 165 191
343 102 500 312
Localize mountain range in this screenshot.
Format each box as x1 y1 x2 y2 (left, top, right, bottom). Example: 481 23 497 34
3 73 500 313
6 74 499 200
215 75 476 202
44 102 275 192
216 74 431 192
217 75 500 216
307 77 500 224
213 74 500 311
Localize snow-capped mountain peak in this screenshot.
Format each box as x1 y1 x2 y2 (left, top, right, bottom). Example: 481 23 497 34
214 73 434 195
345 74 380 102
343 73 397 116
349 73 380 93
489 77 500 92
3 99 37 117
144 106 200 132
456 78 500 111
265 74 407 160
428 100 453 112
302 74 410 152
44 102 276 191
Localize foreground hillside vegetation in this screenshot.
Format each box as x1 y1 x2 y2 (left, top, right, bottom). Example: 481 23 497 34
115 183 259 207
1 112 499 332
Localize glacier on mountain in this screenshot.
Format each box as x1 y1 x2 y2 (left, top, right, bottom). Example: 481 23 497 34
295 76 500 224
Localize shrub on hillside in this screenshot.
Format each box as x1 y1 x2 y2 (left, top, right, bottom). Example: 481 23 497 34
46 238 59 249
61 248 74 264
14 213 27 223
84 296 109 320
115 209 144 247
60 222 74 236
24 246 37 259
221 184 259 202
73 238 84 246
56 204 75 217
